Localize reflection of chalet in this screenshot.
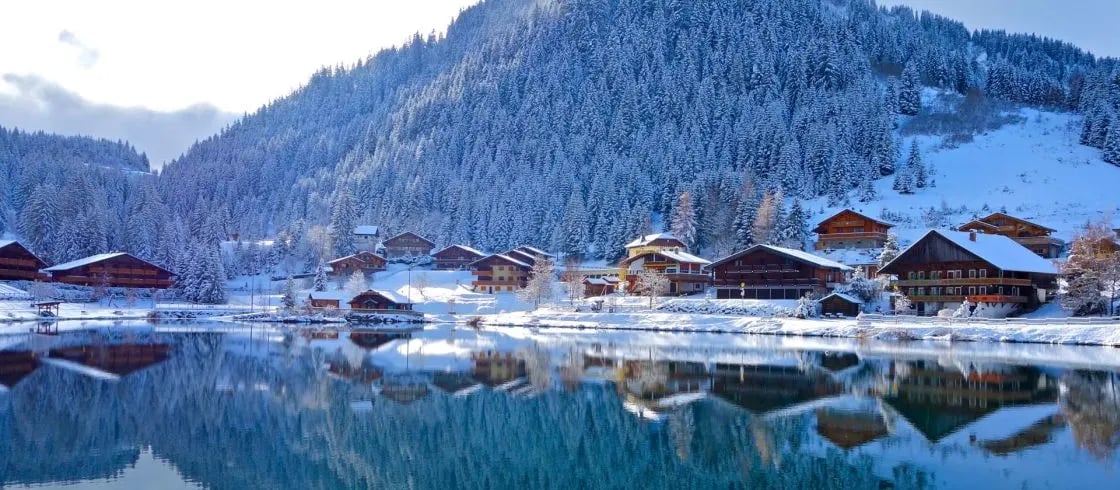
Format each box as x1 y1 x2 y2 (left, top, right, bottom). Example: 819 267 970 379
711 363 844 416
327 360 383 384
815 407 889 450
957 212 1064 258
432 371 481 396
471 351 526 386
883 361 1057 443
0 350 39 388
621 360 710 400
708 244 851 299
813 209 893 251
978 414 1066 455
348 331 409 350
49 343 171 377
380 375 432 404
42 252 175 289
432 244 486 270
879 230 1058 316
0 240 48 281
327 251 386 277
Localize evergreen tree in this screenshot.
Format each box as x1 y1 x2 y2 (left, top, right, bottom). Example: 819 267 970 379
778 199 809 250
1104 125 1120 165
893 167 914 194
752 192 779 246
559 196 589 259
878 234 901 268
669 191 698 251
281 275 297 310
328 187 356 257
907 142 927 188
732 178 760 249
194 244 228 304
899 61 922 115
313 263 328 292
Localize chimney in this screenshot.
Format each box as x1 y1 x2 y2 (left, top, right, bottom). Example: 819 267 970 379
969 231 977 242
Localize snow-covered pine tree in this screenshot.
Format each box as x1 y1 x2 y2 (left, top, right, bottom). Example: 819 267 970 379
345 270 366 299
194 244 228 304
752 191 779 245
779 199 809 250
328 187 356 257
907 142 927 188
559 195 589 259
732 177 760 249
899 61 922 116
669 191 698 251
281 275 297 310
313 263 328 292
893 166 914 194
1104 124 1120 165
878 234 900 268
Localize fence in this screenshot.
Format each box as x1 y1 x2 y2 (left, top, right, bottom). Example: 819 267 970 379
856 313 1120 327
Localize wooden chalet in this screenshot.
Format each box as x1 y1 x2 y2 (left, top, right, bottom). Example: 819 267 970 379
382 232 435 258
0 240 48 281
41 252 174 289
583 277 619 297
307 293 341 309
353 225 380 250
624 233 687 258
707 244 852 300
813 209 893 251
879 230 1059 316
348 290 414 311
957 212 1064 258
818 292 863 317
432 244 486 270
512 245 555 260
620 248 711 295
327 251 386 277
469 253 532 294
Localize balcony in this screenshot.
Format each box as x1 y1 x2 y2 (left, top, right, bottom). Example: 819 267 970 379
896 278 1033 287
1009 236 1063 246
815 232 888 249
908 295 1028 304
721 265 799 274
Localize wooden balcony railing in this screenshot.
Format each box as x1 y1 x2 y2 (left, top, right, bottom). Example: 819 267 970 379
897 278 1033 287
908 295 1028 304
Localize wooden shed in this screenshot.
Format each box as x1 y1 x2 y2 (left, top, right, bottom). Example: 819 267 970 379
818 293 863 317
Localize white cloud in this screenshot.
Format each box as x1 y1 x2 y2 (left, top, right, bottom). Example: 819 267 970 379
57 29 100 69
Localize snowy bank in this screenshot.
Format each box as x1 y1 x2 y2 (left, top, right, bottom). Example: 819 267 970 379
480 308 1120 346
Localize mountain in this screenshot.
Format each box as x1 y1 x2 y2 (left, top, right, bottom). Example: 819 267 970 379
154 0 1115 261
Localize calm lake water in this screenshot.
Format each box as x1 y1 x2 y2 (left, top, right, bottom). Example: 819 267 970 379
1 322 1119 489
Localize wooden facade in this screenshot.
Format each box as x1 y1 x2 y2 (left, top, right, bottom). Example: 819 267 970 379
583 277 618 297
0 240 47 281
348 290 413 311
383 232 435 258
813 209 893 251
879 230 1058 316
328 251 386 277
432 245 486 270
818 293 862 317
957 212 1064 258
307 294 340 309
620 250 710 295
708 245 851 300
42 252 174 289
624 233 688 258
470 254 531 293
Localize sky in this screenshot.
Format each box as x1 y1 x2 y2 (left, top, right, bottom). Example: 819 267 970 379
1 0 1117 168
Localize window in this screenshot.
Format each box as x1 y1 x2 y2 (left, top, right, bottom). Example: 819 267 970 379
979 269 988 278
931 271 941 280
908 272 916 280
979 286 987 295
917 288 925 296
918 271 925 280
968 287 976 296
968 269 977 279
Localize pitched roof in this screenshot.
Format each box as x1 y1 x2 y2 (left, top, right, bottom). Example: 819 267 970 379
0 240 14 249
709 244 853 271
658 249 712 265
625 233 684 248
819 292 863 305
353 225 380 236
977 212 1057 233
42 252 129 272
328 251 385 265
505 249 539 265
514 245 554 258
956 219 1001 232
471 253 531 269
0 240 46 266
812 209 894 234
434 244 486 257
350 289 412 305
385 231 435 247
882 230 1058 275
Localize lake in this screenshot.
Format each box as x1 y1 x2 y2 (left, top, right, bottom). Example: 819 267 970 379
1 322 1118 489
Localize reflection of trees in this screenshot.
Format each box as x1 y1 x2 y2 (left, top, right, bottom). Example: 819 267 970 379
1061 371 1120 460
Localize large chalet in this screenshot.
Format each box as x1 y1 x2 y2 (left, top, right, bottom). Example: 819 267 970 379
0 240 47 281
41 252 175 289
956 212 1064 259
707 244 852 300
382 232 435 259
618 233 710 295
813 209 893 251
327 251 387 278
432 244 486 270
469 253 532 294
879 229 1058 316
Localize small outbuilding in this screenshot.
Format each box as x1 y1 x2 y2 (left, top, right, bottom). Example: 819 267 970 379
818 292 863 317
307 293 341 309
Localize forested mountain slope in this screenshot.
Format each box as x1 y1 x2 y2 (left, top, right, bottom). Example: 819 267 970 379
157 0 1117 260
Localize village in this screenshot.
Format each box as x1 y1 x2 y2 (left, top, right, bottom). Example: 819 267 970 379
1 207 1117 345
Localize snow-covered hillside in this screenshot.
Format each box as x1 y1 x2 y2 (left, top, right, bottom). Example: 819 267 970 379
807 106 1120 248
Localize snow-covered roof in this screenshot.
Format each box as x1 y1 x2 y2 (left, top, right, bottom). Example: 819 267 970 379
505 249 539 264
0 240 15 249
891 230 1058 275
819 292 863 304
817 248 881 268
373 289 411 305
308 291 348 301
328 251 385 265
659 249 711 265
812 209 893 233
472 253 531 269
710 244 852 271
42 252 129 272
385 231 435 246
584 277 619 286
435 244 486 257
353 225 380 236
515 245 554 257
625 233 683 248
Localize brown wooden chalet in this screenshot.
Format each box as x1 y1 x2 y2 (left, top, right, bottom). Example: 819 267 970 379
813 209 893 251
307 293 341 309
707 244 852 300
620 248 711 295
879 230 1058 316
583 277 619 297
383 232 436 258
41 252 174 289
348 290 413 311
0 240 48 281
328 251 386 277
469 253 531 293
432 244 486 270
818 292 863 317
957 212 1064 258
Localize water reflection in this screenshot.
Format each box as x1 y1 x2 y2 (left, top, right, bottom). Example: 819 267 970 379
0 323 1118 489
